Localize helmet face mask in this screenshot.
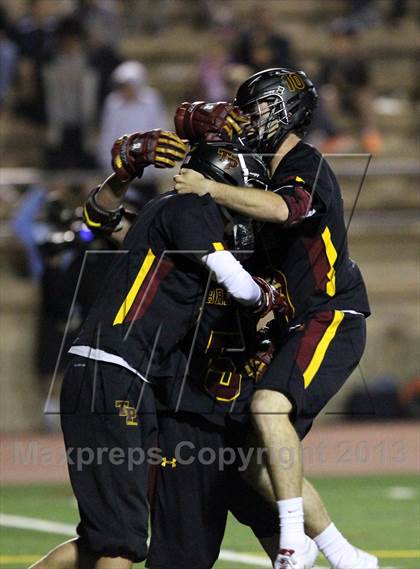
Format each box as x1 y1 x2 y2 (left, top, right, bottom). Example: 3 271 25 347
243 95 288 153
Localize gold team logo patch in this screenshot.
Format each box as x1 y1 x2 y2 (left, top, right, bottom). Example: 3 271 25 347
286 74 306 91
217 148 239 169
161 457 177 468
207 287 229 306
115 400 139 426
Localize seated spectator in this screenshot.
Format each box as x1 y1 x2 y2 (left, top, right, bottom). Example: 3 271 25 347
231 6 297 71
0 6 18 113
43 17 98 168
317 22 383 153
98 60 169 207
10 0 58 124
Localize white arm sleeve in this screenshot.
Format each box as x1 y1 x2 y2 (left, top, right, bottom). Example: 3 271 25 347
200 250 261 306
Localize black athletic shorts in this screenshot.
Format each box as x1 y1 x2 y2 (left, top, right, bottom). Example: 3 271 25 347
146 412 278 569
257 311 367 439
60 356 157 562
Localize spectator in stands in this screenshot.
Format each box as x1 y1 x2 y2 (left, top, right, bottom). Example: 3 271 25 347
43 17 98 168
0 6 18 113
98 60 168 207
77 0 122 49
231 6 297 71
197 32 231 101
317 22 383 153
333 0 381 33
197 0 235 30
75 0 123 113
10 0 58 124
132 0 170 35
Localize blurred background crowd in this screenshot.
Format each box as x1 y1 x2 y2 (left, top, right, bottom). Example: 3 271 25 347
0 0 419 432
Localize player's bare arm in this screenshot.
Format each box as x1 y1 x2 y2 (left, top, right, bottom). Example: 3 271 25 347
173 101 314 227
173 99 290 222
175 166 312 228
174 168 289 222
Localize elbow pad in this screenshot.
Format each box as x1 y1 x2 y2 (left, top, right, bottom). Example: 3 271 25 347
280 186 312 227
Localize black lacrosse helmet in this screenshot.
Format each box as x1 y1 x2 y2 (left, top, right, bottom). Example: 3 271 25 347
181 141 268 189
181 142 268 254
235 68 318 154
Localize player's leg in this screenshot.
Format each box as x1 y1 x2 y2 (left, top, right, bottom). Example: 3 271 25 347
31 357 156 567
229 423 318 569
94 558 132 569
251 312 378 568
29 539 79 569
28 538 132 569
242 430 331 536
251 389 303 501
229 468 319 567
249 324 309 559
147 411 229 569
294 314 378 568
243 428 378 569
302 478 331 538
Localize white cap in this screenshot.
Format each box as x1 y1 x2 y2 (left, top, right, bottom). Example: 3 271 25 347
111 61 147 88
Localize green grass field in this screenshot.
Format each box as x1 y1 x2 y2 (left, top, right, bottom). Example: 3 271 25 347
1 475 419 568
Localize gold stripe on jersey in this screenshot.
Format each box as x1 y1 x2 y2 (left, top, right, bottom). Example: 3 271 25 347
113 248 156 326
212 241 225 251
321 226 338 297
303 310 344 388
